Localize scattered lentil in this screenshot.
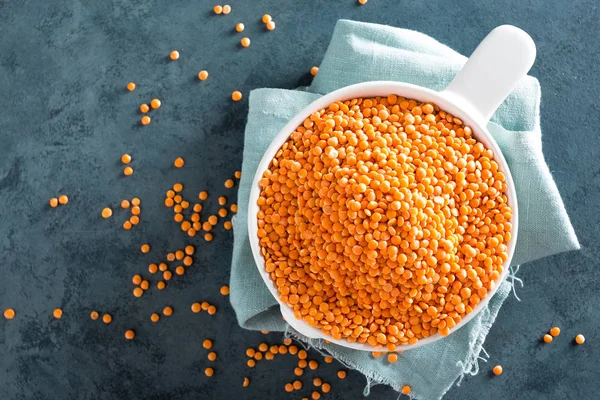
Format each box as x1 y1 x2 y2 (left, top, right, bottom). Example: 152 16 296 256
102 314 112 324
127 82 136 91
550 327 560 337
58 195 69 205
402 385 412 395
205 367 214 377
575 334 585 344
151 99 161 109
235 23 245 32
141 116 151 126
101 208 112 218
163 306 173 316
49 197 59 208
213 5 223 14
90 311 99 320
232 91 243 101
240 38 250 48
222 5 231 14
140 104 149 113
169 51 179 60
151 313 160 322
337 370 346 379
243 377 250 387
125 330 135 340
492 365 503 376
262 14 272 23
53 308 63 319
310 66 319 76
141 244 151 253
174 157 184 168
220 286 230 295
203 339 213 349
543 334 553 343
208 352 217 361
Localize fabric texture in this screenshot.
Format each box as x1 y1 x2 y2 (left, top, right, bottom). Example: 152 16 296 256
230 20 580 400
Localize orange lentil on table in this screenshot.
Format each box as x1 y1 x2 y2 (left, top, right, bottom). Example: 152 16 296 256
207 305 217 315
243 377 250 387
230 203 238 213
132 275 142 285
132 196 140 204
183 256 193 266
159 263 168 271
258 343 269 352
492 365 503 375
141 116 151 126
101 207 112 218
124 166 134 176
201 302 210 311
125 330 135 340
198 70 209 80
204 233 213 242
387 353 399 363
293 380 303 390
310 66 319 76
191 302 202 313
283 338 293 345
312 391 321 400
308 360 319 370
240 38 250 48
102 314 112 324
175 266 185 275
203 339 213 349
163 271 172 281
141 244 151 253
222 4 231 14
313 378 322 386
53 308 63 319
163 306 173 316
262 14 272 23
224 179 235 188
169 51 179 60
205 367 214 377
121 154 132 164
402 385 412 395
151 99 161 109
294 367 303 376
213 5 223 14
208 351 217 361
151 313 160 322
218 208 228 218
247 359 256 367
270 345 279 354
49 197 59 207
4 308 15 319
140 103 149 113
266 21 276 31
199 191 208 200
337 370 346 379
224 221 233 230
284 383 293 392
257 96 513 347
358 0 368 4
324 356 334 363
133 287 143 297
232 91 243 101
550 326 561 337
174 157 185 168
321 383 331 393
218 196 227 205
127 82 136 91
265 352 274 360
185 245 195 255
58 195 69 205
543 334 553 343
235 23 245 32
246 348 256 357
173 183 183 192
298 359 307 368
121 199 130 209
157 281 166 290
254 352 263 360
130 215 140 225
220 286 230 295
575 334 585 344
140 280 149 290
90 311 99 320
288 345 298 355
123 221 132 230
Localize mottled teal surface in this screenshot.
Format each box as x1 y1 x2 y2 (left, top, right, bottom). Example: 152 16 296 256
0 1 598 399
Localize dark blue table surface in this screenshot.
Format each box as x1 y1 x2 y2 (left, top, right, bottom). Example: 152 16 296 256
1 1 598 399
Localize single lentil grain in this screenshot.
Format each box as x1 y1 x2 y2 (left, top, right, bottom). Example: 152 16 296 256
157 281 166 290
207 305 217 315
173 183 183 192
575 334 585 344
293 381 302 390
127 82 136 91
235 23 245 32
125 330 135 340
101 208 112 218
492 365 503 375
324 356 333 363
140 104 149 113
203 339 213 349
312 391 321 400
4 309 15 319
402 385 411 395
243 377 250 387
310 66 319 76
50 197 59 207
208 352 217 361
262 14 272 23
141 116 151 126
163 306 173 316
309 360 318 370
141 244 150 253
543 334 553 343
53 308 63 319
205 368 214 377
213 5 223 14
199 191 208 200
232 91 243 101
247 359 255 367
90 311 99 320
550 327 560 337
222 4 231 14
174 158 184 168
58 195 69 205
121 154 132 164
169 51 179 60
220 286 230 295
240 38 250 48
121 200 130 209
266 21 275 31
151 313 160 322
321 383 331 393
133 287 143 297
102 314 112 324
198 70 209 81
123 221 132 230
387 353 399 363
337 370 346 379
151 99 161 109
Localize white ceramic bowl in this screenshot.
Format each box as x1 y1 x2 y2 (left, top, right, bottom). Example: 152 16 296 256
248 25 536 351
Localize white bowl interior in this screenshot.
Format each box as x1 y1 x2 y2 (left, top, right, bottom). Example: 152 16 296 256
248 81 519 351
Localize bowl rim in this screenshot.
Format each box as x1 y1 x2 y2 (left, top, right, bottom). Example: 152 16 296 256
247 80 519 351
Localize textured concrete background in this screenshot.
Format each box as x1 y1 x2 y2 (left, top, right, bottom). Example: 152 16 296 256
0 0 598 399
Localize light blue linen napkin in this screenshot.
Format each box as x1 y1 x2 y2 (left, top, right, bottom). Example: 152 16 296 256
230 20 580 400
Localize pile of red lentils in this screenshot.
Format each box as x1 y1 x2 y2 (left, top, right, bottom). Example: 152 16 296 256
257 96 513 348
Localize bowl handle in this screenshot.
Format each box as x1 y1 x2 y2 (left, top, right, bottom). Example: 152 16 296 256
441 25 536 125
